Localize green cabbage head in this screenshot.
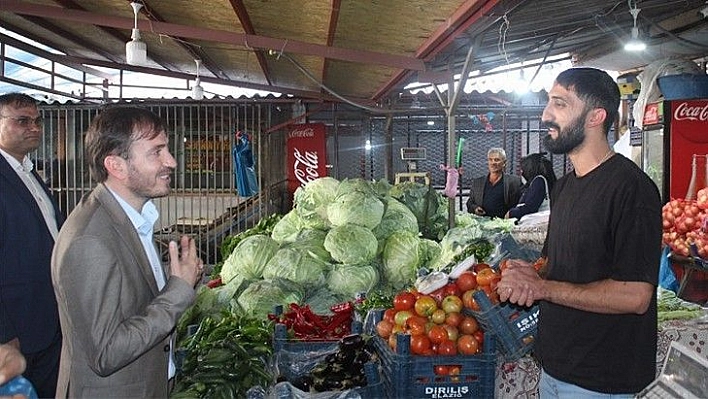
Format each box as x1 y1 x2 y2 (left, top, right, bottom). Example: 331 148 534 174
324 224 378 265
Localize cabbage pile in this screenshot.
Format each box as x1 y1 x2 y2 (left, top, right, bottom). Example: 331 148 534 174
208 177 515 320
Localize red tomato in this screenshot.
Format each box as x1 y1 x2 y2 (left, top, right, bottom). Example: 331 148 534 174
473 263 491 273
429 287 445 305
442 295 463 313
406 316 428 336
388 332 398 352
455 271 478 292
458 316 479 335
457 334 480 355
393 292 416 311
437 339 457 356
462 289 480 311
383 308 397 323
476 268 499 287
410 334 432 355
414 295 438 317
473 330 485 345
427 325 449 344
434 365 450 375
444 311 463 328
442 283 462 298
376 319 394 338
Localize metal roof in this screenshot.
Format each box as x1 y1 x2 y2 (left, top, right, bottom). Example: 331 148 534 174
1 0 706 106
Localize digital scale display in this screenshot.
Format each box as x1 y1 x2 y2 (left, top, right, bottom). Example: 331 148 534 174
400 147 427 160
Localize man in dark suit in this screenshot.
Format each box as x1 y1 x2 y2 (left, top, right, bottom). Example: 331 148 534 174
51 106 203 397
466 147 522 218
0 92 65 398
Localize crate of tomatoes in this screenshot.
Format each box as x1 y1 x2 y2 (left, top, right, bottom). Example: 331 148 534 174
370 269 498 399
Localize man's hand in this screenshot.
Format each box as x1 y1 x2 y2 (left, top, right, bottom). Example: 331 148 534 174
0 342 26 386
168 235 204 287
497 259 544 307
474 206 486 216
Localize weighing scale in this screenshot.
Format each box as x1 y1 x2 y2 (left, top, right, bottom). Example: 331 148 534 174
395 147 430 184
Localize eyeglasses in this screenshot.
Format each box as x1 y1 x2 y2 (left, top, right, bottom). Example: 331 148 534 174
0 115 45 127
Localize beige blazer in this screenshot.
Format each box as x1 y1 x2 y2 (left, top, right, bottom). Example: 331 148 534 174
51 183 195 398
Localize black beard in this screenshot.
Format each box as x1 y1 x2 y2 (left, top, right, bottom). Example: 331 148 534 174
543 109 589 154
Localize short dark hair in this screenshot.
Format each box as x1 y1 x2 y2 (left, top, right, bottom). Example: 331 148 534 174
85 106 167 182
0 93 38 112
554 68 620 135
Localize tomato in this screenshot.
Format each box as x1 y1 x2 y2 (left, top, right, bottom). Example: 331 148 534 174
429 287 445 305
414 295 438 317
443 324 459 342
444 311 463 328
427 325 449 344
437 339 457 356
406 316 428 336
462 289 480 311
473 330 485 346
442 295 463 314
476 268 499 286
434 365 450 375
376 319 394 338
442 283 462 298
455 271 478 292
431 308 447 324
457 334 480 355
473 263 491 273
383 308 397 323
458 316 479 335
410 334 432 355
389 332 398 352
394 310 414 327
449 365 461 376
393 292 416 311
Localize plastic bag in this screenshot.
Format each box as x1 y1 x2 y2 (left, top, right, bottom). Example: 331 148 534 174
440 164 459 198
233 133 259 197
658 246 679 293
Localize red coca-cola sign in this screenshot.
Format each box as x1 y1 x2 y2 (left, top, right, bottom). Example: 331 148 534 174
673 100 708 143
287 123 327 194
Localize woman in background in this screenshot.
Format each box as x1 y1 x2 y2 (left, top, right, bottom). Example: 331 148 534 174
506 152 556 221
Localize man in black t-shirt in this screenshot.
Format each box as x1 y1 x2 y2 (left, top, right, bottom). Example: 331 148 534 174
497 68 662 397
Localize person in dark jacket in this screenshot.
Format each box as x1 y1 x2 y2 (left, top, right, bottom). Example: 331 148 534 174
466 147 522 218
506 152 557 221
0 92 64 398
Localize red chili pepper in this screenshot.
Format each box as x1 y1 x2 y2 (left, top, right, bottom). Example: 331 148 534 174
206 277 223 288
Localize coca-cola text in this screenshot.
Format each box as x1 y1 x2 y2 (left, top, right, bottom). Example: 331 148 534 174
292 147 320 187
674 102 708 122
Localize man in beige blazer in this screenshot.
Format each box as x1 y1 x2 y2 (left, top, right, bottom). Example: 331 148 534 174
51 107 204 398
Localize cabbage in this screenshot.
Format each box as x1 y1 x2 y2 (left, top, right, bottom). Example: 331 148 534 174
271 209 304 243
293 177 340 230
324 224 378 265
262 246 328 287
335 178 376 197
372 197 419 242
302 286 341 315
429 225 484 270
220 234 278 283
327 191 384 229
382 231 421 289
327 263 380 301
236 279 304 318
293 228 331 262
418 238 442 270
388 181 449 240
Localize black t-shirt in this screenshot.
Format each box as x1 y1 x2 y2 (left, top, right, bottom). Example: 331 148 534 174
537 154 662 394
482 176 506 218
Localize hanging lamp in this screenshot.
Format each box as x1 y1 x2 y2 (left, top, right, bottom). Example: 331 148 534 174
192 59 204 100
126 2 147 65
624 3 646 52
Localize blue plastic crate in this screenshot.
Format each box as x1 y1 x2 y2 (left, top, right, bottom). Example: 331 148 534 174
273 323 383 397
373 333 496 399
657 73 708 100
465 290 539 361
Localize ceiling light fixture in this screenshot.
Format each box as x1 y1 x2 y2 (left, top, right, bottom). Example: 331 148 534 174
624 2 646 52
192 59 204 100
125 2 147 65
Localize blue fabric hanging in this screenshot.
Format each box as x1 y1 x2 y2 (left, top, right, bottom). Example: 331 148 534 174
232 133 259 197
658 246 679 293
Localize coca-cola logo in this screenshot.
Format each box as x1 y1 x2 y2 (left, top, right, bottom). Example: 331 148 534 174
292 147 320 187
644 105 658 123
289 127 315 138
674 102 708 122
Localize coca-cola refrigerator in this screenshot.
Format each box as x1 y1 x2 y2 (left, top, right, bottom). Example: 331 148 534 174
641 99 708 202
